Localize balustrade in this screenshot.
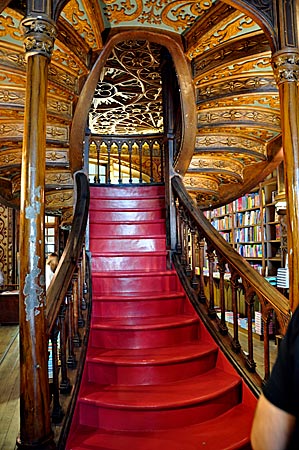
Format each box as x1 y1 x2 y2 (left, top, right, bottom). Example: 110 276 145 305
89 135 164 185
171 175 291 388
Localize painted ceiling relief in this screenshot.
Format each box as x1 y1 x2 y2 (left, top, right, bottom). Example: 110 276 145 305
100 0 217 33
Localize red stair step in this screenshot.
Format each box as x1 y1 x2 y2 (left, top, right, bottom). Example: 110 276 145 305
66 403 254 450
90 185 165 199
78 369 242 431
89 197 165 210
89 236 166 252
92 291 186 318
86 342 218 385
92 270 180 295
89 219 166 236
91 251 167 272
89 209 165 222
90 314 200 349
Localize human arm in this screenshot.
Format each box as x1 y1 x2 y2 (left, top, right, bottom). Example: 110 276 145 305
251 393 296 450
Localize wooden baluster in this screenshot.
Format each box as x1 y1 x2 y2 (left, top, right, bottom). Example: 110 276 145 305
160 139 164 183
66 288 77 369
175 201 182 254
150 140 154 183
263 308 271 382
190 227 198 289
244 284 256 372
50 325 64 424
217 255 228 335
96 141 100 184
183 220 192 277
129 142 133 183
72 273 82 347
139 141 143 184
107 141 111 184
59 301 71 394
198 238 206 303
230 271 241 353
79 255 87 313
206 243 216 318
118 143 122 184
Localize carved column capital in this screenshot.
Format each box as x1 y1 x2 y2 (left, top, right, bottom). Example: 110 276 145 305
272 49 299 85
21 15 57 59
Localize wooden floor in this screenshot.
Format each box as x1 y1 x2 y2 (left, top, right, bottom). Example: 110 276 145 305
0 325 19 450
0 323 278 450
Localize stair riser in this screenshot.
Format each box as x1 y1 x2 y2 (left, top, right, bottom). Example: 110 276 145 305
90 323 199 349
89 221 166 236
92 298 184 318
89 210 165 222
89 198 165 210
87 352 218 385
92 273 180 295
78 386 240 431
91 254 167 272
90 186 165 199
90 237 166 252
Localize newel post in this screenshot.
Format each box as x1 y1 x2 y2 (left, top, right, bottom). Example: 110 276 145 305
17 13 57 450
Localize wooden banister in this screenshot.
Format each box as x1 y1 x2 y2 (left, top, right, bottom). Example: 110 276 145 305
171 175 291 390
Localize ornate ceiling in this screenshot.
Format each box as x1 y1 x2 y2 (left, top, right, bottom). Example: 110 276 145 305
0 0 283 212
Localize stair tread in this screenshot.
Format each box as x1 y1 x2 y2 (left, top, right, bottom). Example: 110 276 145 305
67 403 254 450
87 341 217 365
91 250 167 256
91 314 198 330
79 368 241 409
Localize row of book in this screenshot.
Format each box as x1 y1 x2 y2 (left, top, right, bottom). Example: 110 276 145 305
234 192 261 211
237 243 263 258
235 226 262 242
235 210 261 226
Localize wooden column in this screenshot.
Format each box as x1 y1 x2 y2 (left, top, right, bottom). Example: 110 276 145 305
272 49 299 311
17 16 57 450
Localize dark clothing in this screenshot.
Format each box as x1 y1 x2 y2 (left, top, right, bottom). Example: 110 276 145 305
263 306 299 449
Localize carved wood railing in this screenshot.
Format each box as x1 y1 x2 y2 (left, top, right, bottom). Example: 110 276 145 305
45 171 91 448
171 175 291 393
89 134 164 184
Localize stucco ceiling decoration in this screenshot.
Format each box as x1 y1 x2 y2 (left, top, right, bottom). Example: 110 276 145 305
100 0 217 33
89 40 164 135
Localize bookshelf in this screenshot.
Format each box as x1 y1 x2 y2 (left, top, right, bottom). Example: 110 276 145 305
205 169 285 280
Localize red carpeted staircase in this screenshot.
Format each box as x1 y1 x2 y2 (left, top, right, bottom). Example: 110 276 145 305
66 185 257 450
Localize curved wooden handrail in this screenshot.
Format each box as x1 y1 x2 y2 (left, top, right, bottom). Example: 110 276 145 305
171 175 291 333
46 170 90 335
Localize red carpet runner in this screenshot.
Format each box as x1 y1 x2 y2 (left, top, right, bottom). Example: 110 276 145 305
66 185 256 449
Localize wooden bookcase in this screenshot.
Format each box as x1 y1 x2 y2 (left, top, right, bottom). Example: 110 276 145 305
205 169 286 279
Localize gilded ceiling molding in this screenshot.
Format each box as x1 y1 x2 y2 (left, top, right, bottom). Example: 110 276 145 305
272 49 299 84
47 96 72 119
61 0 99 49
188 10 257 58
195 54 273 84
183 174 219 191
46 189 73 208
192 33 271 77
46 148 69 165
202 94 280 110
0 44 26 71
197 107 281 129
0 148 22 166
196 75 276 102
21 15 57 59
57 17 91 66
101 0 214 33
195 134 265 154
45 170 73 186
189 156 244 179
